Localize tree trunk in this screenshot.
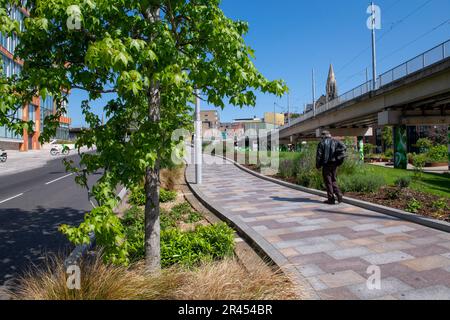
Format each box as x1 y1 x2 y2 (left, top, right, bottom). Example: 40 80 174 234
144 82 161 272
144 6 161 273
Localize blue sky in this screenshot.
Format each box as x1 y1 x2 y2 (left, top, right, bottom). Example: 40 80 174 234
68 0 450 126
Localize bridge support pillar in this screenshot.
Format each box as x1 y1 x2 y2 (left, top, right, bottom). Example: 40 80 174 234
357 137 364 162
393 125 408 169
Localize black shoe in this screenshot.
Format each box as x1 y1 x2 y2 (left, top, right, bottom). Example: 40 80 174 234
337 194 343 203
323 199 336 205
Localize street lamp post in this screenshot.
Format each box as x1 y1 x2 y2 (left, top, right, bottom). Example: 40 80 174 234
312 68 316 117
195 89 202 185
370 2 378 91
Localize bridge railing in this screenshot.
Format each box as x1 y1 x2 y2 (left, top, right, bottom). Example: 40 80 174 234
281 39 450 132
379 40 450 86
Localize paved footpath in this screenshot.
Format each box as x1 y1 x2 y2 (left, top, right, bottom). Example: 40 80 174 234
187 154 450 300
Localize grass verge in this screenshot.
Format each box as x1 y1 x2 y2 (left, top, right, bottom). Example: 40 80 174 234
8 254 299 300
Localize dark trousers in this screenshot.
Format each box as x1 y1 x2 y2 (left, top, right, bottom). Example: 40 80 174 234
322 164 342 202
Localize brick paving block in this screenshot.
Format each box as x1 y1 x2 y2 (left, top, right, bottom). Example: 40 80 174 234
323 234 349 242
290 252 335 266
279 247 300 258
306 276 329 291
372 295 398 300
372 233 414 243
367 241 415 253
318 257 370 275
301 218 332 226
319 270 366 289
407 229 442 238
413 268 450 287
277 217 306 224
296 242 339 255
296 264 326 277
253 225 268 232
318 287 360 300
261 225 322 238
348 277 413 300
339 238 379 248
263 235 283 244
403 245 449 258
286 212 315 218
362 251 415 265
396 285 450 300
351 223 384 232
344 230 383 240
296 236 335 246
401 255 450 272
408 236 443 246
322 220 359 229
377 225 416 235
437 233 450 241
274 239 308 250
437 242 450 250
327 247 374 260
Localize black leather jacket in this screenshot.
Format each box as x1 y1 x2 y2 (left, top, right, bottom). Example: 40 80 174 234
316 138 342 169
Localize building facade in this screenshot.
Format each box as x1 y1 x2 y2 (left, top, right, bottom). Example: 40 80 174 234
200 110 220 132
264 112 285 127
0 3 70 151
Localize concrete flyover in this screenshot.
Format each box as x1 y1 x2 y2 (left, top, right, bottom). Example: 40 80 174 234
279 41 450 142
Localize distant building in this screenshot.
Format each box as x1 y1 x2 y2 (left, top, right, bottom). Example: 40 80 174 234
303 64 339 116
200 110 220 132
0 4 71 150
264 112 285 127
219 122 245 140
233 117 276 138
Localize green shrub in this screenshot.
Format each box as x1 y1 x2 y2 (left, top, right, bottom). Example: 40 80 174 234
363 143 375 156
296 170 324 190
406 198 422 213
412 154 427 180
385 188 400 200
186 211 203 224
415 138 433 153
338 151 362 176
122 206 144 226
384 149 394 159
129 187 177 206
122 203 224 265
426 145 447 163
394 176 411 189
279 159 297 179
128 187 146 206
161 223 235 268
338 174 385 194
432 199 448 212
160 188 177 203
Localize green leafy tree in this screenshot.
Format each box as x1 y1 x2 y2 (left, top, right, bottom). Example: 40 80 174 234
382 126 393 151
0 0 287 270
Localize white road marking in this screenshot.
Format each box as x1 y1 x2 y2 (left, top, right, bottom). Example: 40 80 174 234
0 193 24 204
45 173 74 185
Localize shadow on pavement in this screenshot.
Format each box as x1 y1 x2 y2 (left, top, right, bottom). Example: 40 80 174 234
0 206 86 286
270 196 323 204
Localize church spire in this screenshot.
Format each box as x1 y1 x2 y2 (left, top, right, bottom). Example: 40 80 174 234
326 64 338 102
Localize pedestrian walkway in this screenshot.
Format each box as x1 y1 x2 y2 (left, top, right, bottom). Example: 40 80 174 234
186 154 450 300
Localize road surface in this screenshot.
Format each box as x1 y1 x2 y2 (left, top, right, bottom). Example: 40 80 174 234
0 153 99 286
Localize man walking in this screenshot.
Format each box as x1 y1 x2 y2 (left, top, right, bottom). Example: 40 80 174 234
316 131 346 205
